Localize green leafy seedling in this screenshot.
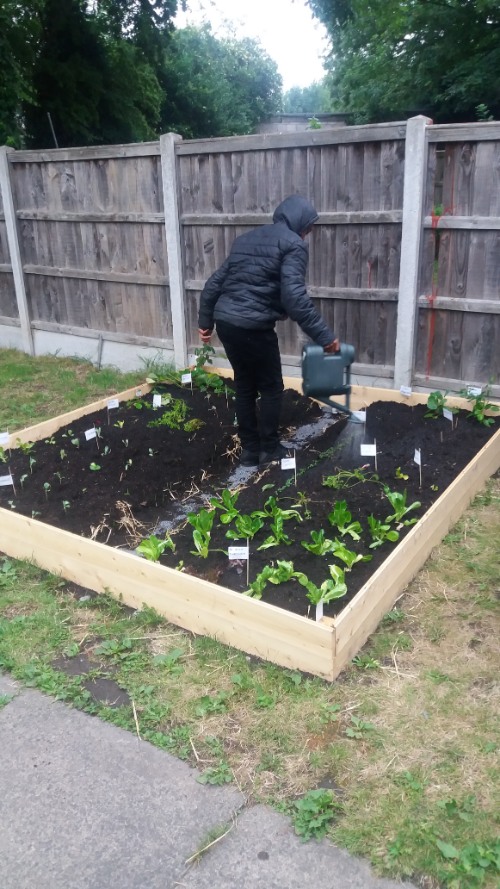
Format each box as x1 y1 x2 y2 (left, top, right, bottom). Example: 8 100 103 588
210 488 240 524
137 533 176 562
328 500 362 540
425 390 456 419
226 513 264 541
367 515 399 549
188 508 215 558
301 528 337 555
384 487 421 525
292 788 341 841
459 385 499 426
330 539 372 570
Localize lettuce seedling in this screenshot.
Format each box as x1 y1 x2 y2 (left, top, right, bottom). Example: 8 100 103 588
328 500 362 540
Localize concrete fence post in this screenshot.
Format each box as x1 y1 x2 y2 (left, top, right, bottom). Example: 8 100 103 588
160 132 188 369
394 115 432 389
0 146 34 355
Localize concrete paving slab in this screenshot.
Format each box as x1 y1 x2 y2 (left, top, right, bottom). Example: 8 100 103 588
181 804 417 889
0 688 244 889
0 671 19 696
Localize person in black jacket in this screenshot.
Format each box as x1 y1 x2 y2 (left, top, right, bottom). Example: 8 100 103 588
198 194 339 467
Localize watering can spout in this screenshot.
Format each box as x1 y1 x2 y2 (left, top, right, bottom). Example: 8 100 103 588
301 343 356 416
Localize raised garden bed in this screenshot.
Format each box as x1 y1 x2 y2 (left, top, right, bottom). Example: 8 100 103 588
0 377 498 679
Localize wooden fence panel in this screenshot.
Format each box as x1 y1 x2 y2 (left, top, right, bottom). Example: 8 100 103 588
415 134 500 388
177 133 405 372
8 152 171 342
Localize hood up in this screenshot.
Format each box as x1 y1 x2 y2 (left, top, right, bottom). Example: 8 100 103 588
272 194 319 235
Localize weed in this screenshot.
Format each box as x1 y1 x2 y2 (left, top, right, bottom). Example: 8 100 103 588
292 788 342 840
197 761 233 785
0 693 14 709
344 715 376 739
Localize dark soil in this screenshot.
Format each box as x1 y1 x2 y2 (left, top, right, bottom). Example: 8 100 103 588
2 384 496 620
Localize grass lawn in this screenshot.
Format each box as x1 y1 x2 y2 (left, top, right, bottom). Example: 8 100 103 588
0 349 499 888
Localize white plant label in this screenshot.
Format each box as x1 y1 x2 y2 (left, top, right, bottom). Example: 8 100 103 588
181 372 192 384
315 602 324 622
0 474 14 487
135 389 142 397
152 394 162 408
443 408 454 423
281 456 296 470
468 386 482 397
414 448 421 466
400 386 412 397
85 428 97 441
0 432 9 446
228 546 249 561
360 443 377 456
107 398 119 410
352 410 366 423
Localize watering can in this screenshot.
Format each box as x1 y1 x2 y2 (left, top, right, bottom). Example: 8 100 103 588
301 342 356 416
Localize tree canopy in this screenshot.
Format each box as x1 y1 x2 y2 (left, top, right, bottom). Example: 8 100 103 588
283 81 334 115
1 0 282 148
307 0 500 123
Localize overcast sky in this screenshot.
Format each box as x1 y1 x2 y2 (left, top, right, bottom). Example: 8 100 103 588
174 0 330 91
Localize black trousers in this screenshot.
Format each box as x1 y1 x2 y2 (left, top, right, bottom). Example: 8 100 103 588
216 320 284 453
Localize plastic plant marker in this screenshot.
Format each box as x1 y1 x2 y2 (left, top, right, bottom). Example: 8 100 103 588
352 410 366 422
153 394 162 409
107 398 119 410
0 432 9 446
443 408 454 424
414 447 422 487
316 601 324 622
84 428 96 441
361 440 378 470
281 453 297 485
468 387 482 397
229 541 250 585
400 385 412 397
0 473 14 487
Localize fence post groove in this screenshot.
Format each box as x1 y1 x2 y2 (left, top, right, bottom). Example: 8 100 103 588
160 132 187 369
394 115 432 389
0 146 34 355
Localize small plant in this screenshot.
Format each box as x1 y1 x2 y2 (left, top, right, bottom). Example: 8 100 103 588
384 487 421 525
16 439 35 454
301 528 337 556
330 540 372 571
395 466 409 480
352 653 380 669
59 448 67 461
0 447 7 464
89 462 101 471
345 714 376 739
19 473 28 488
425 390 459 419
29 456 36 474
323 467 377 490
328 500 362 540
43 481 51 499
62 500 71 513
292 788 341 840
136 533 175 562
255 496 302 550
367 515 400 549
188 508 215 558
210 488 240 525
459 385 499 427
246 559 297 599
295 563 348 607
197 762 233 785
226 513 264 541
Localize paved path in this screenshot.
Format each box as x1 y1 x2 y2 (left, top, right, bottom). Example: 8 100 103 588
0 673 416 889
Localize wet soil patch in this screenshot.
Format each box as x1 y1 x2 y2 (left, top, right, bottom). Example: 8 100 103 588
2 385 496 620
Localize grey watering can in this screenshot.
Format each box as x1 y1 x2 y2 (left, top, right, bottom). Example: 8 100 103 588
301 343 356 416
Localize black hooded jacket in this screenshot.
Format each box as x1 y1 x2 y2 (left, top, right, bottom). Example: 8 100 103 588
198 194 335 347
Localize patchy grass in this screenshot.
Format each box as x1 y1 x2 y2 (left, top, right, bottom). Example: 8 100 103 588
0 349 143 431
0 350 499 889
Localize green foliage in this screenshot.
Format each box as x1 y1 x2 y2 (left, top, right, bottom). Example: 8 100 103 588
459 386 499 427
160 24 282 139
425 390 456 420
327 500 362 540
226 513 264 541
329 540 371 571
295 563 348 606
136 533 175 562
196 762 233 785
322 467 377 490
246 560 297 599
301 528 338 556
210 489 240 525
383 487 421 525
308 0 500 124
283 81 334 114
292 788 341 841
188 508 215 558
367 515 399 549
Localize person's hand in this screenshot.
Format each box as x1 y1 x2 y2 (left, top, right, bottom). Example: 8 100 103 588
198 328 213 344
324 338 340 353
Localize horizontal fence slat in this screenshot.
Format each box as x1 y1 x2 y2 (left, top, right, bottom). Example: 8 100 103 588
418 295 500 313
24 264 168 287
424 215 500 230
0 263 12 273
185 279 398 302
181 210 402 225
17 211 164 223
428 122 500 142
30 320 172 348
413 372 500 397
0 315 20 327
9 142 161 163
175 123 407 155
